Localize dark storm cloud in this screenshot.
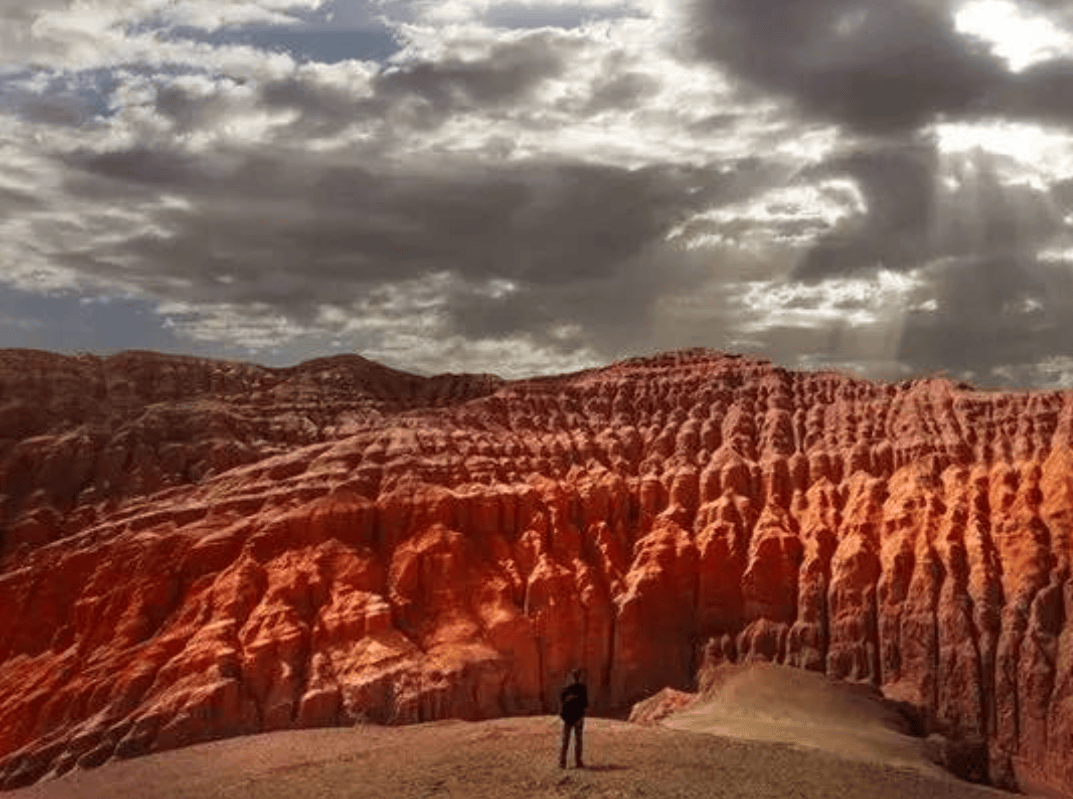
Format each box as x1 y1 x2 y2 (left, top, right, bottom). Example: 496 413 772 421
684 0 1073 138
257 76 363 136
439 229 753 360
1052 177 1073 207
441 242 701 355
568 49 662 116
793 140 1064 281
997 59 1073 124
67 147 208 191
895 254 1073 381
16 94 92 127
794 142 938 280
57 138 757 353
684 0 1005 133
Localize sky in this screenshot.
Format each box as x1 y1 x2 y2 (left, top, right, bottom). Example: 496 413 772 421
3 0 1073 386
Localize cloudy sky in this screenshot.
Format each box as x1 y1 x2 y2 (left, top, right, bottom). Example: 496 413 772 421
3 0 1073 386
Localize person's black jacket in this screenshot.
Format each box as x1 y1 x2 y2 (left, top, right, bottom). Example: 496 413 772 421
560 680 588 724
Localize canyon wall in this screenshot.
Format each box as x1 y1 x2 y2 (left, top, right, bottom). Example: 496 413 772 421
0 348 1070 793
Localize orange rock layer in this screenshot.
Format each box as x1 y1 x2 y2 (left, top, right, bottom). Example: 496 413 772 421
0 348 1071 793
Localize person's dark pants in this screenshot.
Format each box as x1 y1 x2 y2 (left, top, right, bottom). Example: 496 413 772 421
559 717 584 767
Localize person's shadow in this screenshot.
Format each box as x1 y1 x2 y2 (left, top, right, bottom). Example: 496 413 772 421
581 764 629 772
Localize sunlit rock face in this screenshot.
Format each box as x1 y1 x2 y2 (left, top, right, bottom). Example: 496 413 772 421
0 347 1071 793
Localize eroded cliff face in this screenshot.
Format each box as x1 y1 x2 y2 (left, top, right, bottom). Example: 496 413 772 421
0 349 501 560
0 348 1071 793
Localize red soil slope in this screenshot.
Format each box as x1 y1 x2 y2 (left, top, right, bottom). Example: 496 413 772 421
0 348 1070 794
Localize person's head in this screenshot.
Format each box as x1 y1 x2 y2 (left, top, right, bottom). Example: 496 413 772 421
571 668 582 683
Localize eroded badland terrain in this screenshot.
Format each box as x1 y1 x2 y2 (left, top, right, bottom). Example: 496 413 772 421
0 348 1071 795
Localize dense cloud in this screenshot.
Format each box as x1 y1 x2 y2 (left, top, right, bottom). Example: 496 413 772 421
684 0 1003 133
58 140 753 360
675 0 1073 383
795 139 1063 280
793 142 940 280
3 0 1073 385
684 0 1073 134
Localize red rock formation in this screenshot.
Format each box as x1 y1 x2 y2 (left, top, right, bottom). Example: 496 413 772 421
0 348 1071 794
627 687 698 725
0 350 500 560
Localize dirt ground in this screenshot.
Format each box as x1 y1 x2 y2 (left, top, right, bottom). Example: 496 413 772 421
10 716 1022 799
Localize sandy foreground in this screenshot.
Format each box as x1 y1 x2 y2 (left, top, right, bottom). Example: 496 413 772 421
7 715 1030 799
11 663 1062 799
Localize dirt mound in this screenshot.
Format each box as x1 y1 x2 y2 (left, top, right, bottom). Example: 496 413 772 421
636 662 948 778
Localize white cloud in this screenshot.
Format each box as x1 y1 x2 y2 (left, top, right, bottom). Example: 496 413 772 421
666 178 866 252
0 1 312 75
393 0 647 28
934 119 1073 182
157 299 309 348
157 278 602 378
29 0 326 39
1035 355 1073 386
152 0 328 31
954 0 1073 73
739 269 925 331
1039 247 1073 264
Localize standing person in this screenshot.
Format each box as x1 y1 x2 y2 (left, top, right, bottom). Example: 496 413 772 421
559 668 588 769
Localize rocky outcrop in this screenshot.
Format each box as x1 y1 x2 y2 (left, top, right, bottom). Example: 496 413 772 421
628 687 698 725
0 348 1071 794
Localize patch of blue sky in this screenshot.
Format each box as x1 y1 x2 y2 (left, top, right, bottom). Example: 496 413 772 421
119 0 399 66
205 24 399 64
159 18 400 66
0 288 250 361
0 68 39 110
0 287 374 366
0 67 120 126
483 2 645 30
